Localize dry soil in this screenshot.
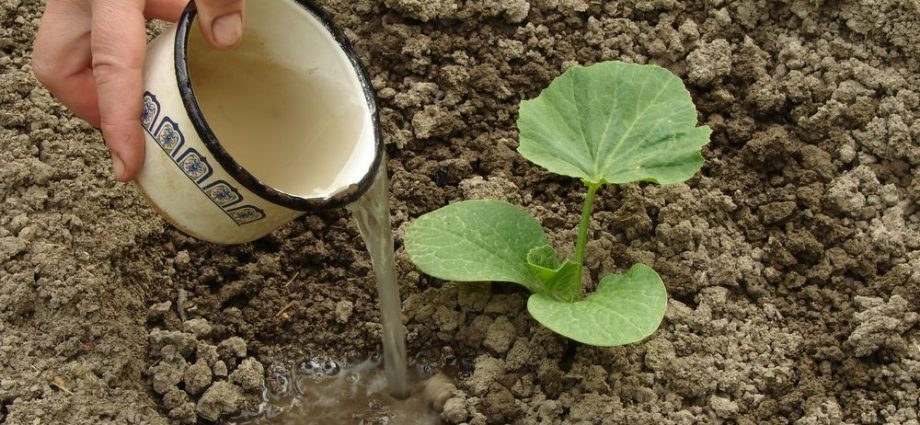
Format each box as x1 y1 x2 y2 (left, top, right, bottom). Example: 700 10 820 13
1 0 919 424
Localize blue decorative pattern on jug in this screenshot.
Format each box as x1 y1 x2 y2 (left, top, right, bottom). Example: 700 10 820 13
142 91 265 225
203 181 243 208
227 206 266 225
142 95 159 130
155 119 184 155
177 149 212 183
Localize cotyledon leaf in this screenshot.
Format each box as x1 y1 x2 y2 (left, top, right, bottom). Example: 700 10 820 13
527 263 667 346
517 61 712 185
404 200 549 293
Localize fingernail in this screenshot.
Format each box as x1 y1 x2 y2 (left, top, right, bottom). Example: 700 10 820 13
111 152 126 181
212 13 242 48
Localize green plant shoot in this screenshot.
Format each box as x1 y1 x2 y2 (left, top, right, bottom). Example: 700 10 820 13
404 61 711 346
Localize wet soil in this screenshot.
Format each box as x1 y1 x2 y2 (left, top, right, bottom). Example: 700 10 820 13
2 0 919 424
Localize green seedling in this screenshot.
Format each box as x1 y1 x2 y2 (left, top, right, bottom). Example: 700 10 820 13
404 61 711 346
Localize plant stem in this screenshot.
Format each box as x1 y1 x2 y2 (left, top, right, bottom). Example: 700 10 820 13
574 183 600 287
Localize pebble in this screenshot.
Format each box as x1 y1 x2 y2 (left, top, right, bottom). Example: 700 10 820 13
184 359 213 396
149 330 197 358
441 397 470 424
196 342 219 367
162 388 189 411
483 316 516 353
147 301 172 321
196 381 243 422
335 300 354 323
230 358 265 392
212 360 229 378
149 357 186 395
217 337 247 365
169 402 197 424
469 354 504 396
183 318 212 338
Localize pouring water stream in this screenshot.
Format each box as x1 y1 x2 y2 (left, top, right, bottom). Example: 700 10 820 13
345 161 409 399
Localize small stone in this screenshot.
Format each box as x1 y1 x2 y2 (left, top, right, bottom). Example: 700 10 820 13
579 365 610 393
160 345 183 362
710 395 739 418
504 338 534 371
148 357 187 395
469 413 488 425
175 250 191 270
184 359 213 396
213 361 229 378
217 337 247 365
759 201 798 224
0 237 27 264
480 384 522 424
483 294 524 314
848 295 917 356
412 105 460 139
183 318 212 338
687 39 732 85
148 301 172 321
162 388 189 411
459 176 522 204
537 359 565 399
441 396 470 424
230 358 265 393
196 381 243 422
510 374 534 398
169 402 197 425
838 143 856 163
149 330 198 358
196 342 219 367
483 316 516 353
469 354 504 396
434 305 463 333
335 300 354 324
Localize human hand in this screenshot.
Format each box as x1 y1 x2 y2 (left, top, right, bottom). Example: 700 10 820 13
33 0 245 182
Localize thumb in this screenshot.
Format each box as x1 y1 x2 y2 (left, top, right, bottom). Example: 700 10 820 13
91 0 147 181
195 0 246 49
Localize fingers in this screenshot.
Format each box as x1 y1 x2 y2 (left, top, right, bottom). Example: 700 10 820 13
144 0 188 22
33 0 100 126
90 0 147 181
194 0 245 48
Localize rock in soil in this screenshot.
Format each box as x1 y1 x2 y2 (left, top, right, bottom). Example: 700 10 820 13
196 381 243 422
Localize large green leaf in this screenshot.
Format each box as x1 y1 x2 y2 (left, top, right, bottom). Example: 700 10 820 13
527 263 667 346
404 200 549 292
518 61 711 185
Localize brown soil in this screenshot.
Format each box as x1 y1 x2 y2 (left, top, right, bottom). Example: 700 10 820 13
2 0 919 424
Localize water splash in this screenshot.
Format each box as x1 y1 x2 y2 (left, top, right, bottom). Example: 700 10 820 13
225 357 441 425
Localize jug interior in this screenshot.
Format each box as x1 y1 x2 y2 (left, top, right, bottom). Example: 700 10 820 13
186 2 375 200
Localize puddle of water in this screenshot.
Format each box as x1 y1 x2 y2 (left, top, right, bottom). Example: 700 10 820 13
223 357 443 425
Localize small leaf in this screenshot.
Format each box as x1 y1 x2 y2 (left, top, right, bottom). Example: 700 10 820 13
527 263 667 346
543 260 580 303
526 246 581 302
526 245 561 282
405 200 549 292
518 61 711 186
